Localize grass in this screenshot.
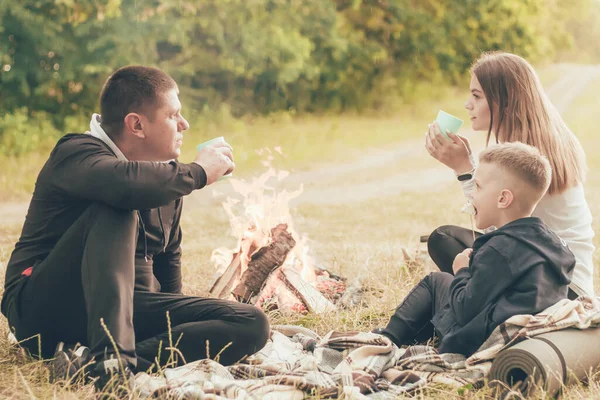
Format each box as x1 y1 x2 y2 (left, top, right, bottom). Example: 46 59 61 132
1 65 600 398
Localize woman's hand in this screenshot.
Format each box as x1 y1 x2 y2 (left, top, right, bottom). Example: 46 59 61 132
425 122 474 174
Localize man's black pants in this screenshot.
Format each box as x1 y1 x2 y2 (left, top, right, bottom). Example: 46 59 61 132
381 272 453 346
4 203 269 370
426 225 579 300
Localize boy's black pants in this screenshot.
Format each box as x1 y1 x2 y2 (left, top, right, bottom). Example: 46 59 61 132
3 203 269 370
381 272 453 346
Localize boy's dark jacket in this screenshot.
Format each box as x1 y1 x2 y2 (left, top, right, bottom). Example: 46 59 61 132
1 134 207 315
432 217 576 356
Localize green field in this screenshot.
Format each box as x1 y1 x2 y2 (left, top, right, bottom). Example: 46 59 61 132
1 65 599 399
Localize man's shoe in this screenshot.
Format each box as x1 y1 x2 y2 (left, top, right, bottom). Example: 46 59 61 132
371 327 385 335
91 356 135 398
50 342 92 383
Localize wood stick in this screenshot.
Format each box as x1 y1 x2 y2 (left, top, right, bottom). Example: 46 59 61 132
280 267 336 313
232 224 296 302
209 252 243 299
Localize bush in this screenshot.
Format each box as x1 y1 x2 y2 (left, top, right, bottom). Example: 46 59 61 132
0 109 85 156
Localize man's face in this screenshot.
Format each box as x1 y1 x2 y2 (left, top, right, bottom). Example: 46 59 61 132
141 88 189 161
470 162 503 230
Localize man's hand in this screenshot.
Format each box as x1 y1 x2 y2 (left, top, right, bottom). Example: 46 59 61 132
193 138 235 185
452 248 473 274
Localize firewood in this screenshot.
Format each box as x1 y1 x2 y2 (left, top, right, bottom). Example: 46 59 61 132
232 224 296 302
280 267 336 313
209 252 243 299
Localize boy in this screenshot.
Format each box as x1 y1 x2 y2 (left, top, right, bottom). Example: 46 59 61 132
377 142 575 356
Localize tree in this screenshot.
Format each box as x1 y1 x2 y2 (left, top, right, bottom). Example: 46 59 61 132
0 0 596 145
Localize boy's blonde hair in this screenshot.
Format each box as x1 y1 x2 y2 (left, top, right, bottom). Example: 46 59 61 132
479 142 551 203
471 52 586 194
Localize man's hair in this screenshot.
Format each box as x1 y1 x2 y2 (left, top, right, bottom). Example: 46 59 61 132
99 66 177 137
479 142 551 202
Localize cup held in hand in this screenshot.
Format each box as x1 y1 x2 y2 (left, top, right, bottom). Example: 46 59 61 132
196 136 225 151
196 136 232 182
435 110 463 140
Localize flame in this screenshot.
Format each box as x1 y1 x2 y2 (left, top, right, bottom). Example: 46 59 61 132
292 236 317 283
211 149 320 294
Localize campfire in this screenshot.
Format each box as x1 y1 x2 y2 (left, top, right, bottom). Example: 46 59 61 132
209 150 349 314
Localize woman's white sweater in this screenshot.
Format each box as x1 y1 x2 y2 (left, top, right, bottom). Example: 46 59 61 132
462 179 595 296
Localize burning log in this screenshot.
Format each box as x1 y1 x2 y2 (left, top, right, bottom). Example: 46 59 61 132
232 224 296 302
208 221 341 314
207 164 354 313
209 224 296 300
254 267 337 314
279 267 336 313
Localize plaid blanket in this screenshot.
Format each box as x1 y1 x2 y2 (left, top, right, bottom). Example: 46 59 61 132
135 296 600 399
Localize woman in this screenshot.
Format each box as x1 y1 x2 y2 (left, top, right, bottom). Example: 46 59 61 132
425 51 594 299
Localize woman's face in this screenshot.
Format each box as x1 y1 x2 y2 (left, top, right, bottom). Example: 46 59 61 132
465 74 492 132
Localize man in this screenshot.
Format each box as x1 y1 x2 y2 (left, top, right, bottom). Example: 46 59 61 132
0 66 270 391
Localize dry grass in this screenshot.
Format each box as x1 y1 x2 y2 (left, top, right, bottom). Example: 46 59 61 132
1 69 599 398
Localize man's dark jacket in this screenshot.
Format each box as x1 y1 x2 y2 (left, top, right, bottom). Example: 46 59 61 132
1 134 207 316
432 217 576 356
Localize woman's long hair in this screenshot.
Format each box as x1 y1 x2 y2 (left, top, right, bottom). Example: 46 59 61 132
471 52 586 194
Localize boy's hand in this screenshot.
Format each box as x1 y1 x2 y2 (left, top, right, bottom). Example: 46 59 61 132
452 248 473 274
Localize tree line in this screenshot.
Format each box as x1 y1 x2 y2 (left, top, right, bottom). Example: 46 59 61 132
0 0 598 153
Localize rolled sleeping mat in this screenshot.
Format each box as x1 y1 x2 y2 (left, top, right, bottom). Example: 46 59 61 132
489 327 600 396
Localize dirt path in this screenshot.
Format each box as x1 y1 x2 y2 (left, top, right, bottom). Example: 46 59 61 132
2 64 599 225
545 64 600 113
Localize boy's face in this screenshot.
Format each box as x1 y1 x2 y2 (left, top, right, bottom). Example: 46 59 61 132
470 162 504 230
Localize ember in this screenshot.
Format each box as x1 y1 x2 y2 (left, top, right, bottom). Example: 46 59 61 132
209 152 349 313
